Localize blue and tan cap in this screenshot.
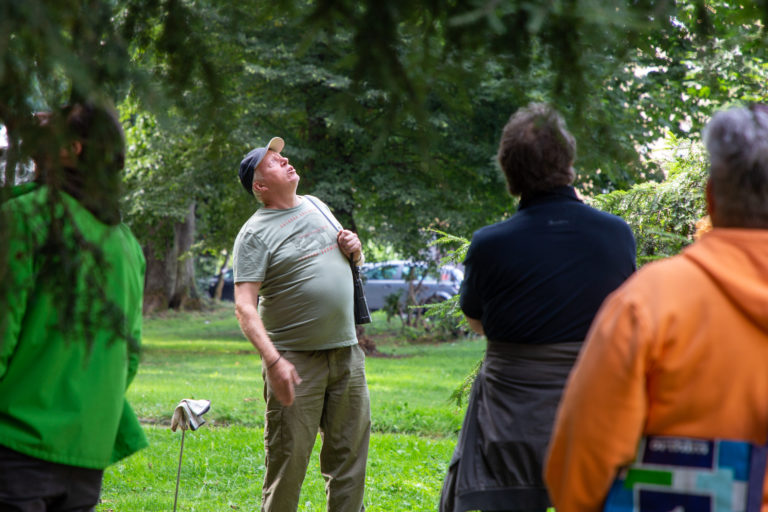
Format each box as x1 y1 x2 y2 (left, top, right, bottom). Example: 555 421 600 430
238 137 285 194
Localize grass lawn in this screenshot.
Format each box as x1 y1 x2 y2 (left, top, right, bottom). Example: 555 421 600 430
97 305 484 511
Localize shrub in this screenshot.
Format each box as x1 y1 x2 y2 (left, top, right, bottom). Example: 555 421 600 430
589 135 709 265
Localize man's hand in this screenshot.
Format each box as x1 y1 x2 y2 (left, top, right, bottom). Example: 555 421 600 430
337 229 362 264
466 315 484 335
266 356 302 406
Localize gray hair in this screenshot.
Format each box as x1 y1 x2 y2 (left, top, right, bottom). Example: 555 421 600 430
251 164 266 204
496 103 576 197
704 104 768 228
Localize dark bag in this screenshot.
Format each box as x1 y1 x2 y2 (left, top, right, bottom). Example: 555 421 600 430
351 261 371 325
306 196 371 325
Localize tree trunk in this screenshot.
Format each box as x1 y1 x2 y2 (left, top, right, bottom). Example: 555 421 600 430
142 202 201 313
213 251 230 300
356 325 379 355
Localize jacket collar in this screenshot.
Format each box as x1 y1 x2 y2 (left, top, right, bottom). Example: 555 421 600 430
518 186 582 210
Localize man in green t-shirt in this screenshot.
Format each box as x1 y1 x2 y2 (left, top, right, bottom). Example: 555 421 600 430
233 137 371 512
0 102 147 511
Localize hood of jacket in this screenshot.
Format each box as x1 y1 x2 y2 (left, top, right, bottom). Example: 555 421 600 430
684 228 768 333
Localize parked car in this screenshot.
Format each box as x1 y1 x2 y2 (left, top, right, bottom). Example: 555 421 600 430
360 260 463 312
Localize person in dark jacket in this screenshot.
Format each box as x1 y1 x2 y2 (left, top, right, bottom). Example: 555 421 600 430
440 103 636 512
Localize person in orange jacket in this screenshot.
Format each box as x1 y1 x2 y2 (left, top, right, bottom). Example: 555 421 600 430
545 103 768 511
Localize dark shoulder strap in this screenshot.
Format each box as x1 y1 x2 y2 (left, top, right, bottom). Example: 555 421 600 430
305 196 341 232
305 196 358 268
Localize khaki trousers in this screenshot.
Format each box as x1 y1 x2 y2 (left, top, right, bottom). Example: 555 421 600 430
261 344 370 512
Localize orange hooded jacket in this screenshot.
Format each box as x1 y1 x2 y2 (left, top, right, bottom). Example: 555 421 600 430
545 229 768 511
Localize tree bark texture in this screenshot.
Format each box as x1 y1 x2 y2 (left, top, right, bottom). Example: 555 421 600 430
142 202 201 313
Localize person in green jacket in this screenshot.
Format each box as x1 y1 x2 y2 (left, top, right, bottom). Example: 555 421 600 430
0 102 147 511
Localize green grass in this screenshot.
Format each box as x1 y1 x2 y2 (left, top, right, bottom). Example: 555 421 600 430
97 306 484 511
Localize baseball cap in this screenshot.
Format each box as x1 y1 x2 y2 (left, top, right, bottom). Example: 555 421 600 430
238 136 285 194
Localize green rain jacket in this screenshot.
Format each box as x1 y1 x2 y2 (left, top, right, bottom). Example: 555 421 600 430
0 185 148 469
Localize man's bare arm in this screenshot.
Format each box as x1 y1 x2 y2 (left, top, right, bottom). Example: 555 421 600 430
466 316 484 335
235 281 301 406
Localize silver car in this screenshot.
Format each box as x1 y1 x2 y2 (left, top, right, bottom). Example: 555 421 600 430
360 260 463 312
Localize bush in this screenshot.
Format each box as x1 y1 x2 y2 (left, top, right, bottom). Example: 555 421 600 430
589 135 709 265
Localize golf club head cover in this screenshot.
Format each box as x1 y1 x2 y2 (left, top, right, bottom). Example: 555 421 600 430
171 399 211 432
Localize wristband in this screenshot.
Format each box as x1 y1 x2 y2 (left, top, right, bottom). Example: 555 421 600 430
266 353 283 370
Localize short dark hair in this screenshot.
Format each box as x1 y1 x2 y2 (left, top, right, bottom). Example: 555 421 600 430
61 102 125 175
51 101 126 225
704 104 768 228
496 103 576 196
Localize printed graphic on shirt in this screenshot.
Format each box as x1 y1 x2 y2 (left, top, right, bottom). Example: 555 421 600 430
282 209 338 262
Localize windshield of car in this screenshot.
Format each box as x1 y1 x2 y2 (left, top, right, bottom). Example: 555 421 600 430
363 262 451 282
401 265 434 281
363 264 400 280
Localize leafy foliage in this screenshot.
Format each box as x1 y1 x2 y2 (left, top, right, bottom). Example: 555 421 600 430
0 0 224 167
589 134 709 264
448 359 483 409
